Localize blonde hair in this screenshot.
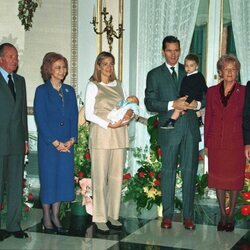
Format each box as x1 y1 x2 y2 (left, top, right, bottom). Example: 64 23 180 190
89 51 117 82
217 54 240 74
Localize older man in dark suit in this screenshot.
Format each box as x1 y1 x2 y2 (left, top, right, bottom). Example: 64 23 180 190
145 36 205 230
0 43 29 240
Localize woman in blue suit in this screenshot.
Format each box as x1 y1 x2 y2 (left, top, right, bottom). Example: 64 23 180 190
34 52 78 233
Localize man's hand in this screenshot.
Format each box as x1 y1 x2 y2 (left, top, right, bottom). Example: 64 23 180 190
172 96 188 111
186 100 198 110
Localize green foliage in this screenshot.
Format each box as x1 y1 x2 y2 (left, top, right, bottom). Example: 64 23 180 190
59 202 70 220
74 123 91 179
60 122 91 218
235 164 250 221
123 147 162 213
147 115 159 152
18 0 39 31
196 172 208 197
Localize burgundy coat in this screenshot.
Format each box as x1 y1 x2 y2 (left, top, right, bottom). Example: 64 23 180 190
204 81 246 189
205 81 245 150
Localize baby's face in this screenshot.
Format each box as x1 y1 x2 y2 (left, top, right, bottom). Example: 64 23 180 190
184 60 198 74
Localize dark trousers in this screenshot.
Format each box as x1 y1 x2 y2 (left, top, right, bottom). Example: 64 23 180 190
0 155 24 231
160 132 199 219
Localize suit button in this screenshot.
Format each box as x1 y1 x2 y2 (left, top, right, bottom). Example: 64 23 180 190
60 122 64 126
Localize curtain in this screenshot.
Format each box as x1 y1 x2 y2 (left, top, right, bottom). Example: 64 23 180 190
134 0 200 148
229 0 250 85
190 25 207 75
226 24 236 55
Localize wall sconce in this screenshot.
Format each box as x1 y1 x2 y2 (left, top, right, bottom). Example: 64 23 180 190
90 1 124 52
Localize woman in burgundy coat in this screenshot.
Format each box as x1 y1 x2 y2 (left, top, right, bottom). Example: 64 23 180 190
204 54 245 232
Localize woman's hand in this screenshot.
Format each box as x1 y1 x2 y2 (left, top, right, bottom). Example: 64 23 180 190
58 143 70 152
121 109 134 124
64 138 75 151
52 140 72 152
245 145 250 160
108 119 124 128
108 118 131 128
204 147 208 156
108 109 135 128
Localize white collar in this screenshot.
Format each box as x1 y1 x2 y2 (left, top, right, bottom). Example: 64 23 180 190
187 70 198 76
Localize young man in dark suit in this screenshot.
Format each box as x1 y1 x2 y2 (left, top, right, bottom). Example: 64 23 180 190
0 43 29 240
145 36 205 230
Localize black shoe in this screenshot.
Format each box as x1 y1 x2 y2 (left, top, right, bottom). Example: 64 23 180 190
96 227 110 235
0 230 11 241
107 221 122 230
225 222 235 232
217 221 226 231
55 227 69 234
94 223 110 235
51 219 68 234
8 230 29 239
161 119 175 129
41 219 56 234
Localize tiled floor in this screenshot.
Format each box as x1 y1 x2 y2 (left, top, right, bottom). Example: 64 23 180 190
0 205 250 250
3 151 246 249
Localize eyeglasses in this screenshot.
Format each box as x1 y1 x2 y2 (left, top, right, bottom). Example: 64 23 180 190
222 68 237 73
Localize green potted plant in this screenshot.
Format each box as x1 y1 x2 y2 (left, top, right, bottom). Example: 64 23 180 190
60 118 92 218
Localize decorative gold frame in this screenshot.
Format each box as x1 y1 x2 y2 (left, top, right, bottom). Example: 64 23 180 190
71 0 78 91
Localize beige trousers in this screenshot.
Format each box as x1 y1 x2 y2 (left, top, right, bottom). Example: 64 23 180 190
91 148 126 223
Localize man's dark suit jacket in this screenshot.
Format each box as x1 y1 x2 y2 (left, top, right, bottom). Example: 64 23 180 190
243 81 250 145
0 72 28 156
145 63 204 147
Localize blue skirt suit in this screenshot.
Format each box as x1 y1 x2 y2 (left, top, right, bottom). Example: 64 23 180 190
34 81 78 204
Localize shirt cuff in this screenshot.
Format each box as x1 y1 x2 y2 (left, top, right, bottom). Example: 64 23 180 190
168 101 174 110
102 121 110 129
196 101 201 110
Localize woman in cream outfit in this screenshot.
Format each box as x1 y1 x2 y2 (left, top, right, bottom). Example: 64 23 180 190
85 51 130 233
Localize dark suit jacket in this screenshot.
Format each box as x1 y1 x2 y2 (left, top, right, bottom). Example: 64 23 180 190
0 72 28 155
243 81 250 145
144 63 203 146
